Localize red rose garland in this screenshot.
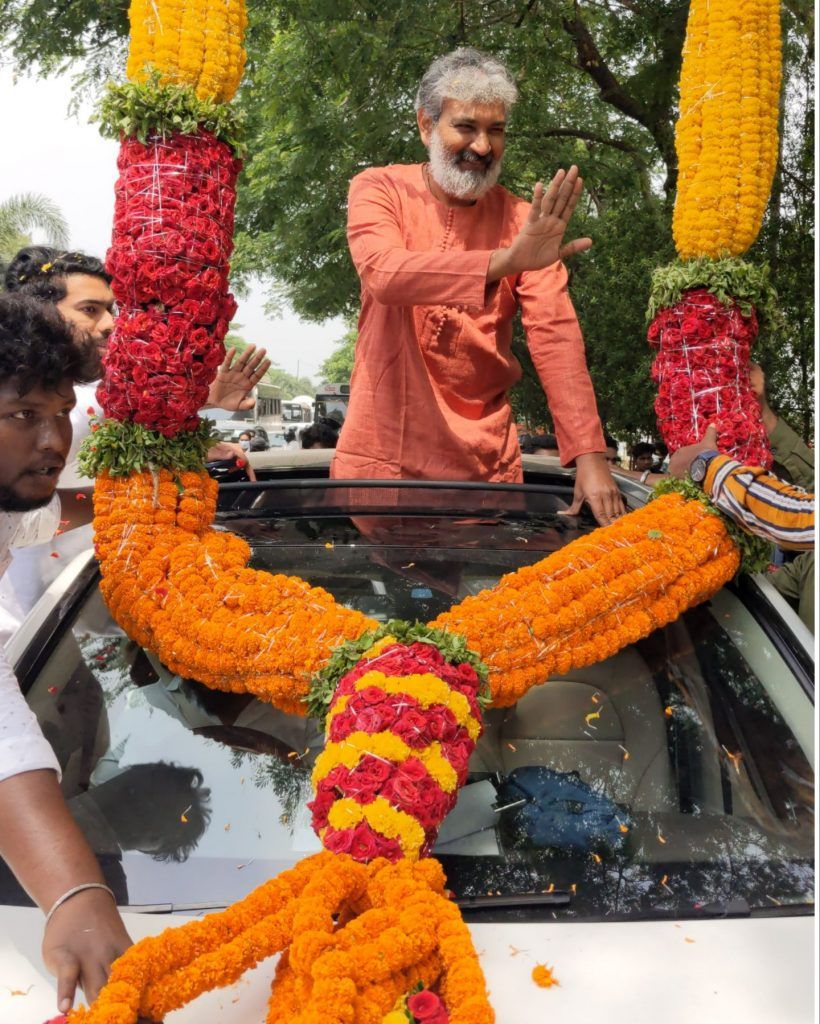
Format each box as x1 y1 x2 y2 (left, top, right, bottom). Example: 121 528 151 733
101 131 240 434
648 288 772 467
309 642 483 863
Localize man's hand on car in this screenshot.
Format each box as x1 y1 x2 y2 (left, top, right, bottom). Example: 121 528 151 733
43 885 132 1013
561 451 626 525
205 440 257 481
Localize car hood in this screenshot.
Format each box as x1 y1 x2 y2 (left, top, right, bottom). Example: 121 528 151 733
1 906 813 1023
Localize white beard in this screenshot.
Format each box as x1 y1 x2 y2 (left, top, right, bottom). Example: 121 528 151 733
427 129 502 201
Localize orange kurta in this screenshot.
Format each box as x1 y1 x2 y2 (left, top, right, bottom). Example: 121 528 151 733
332 163 605 482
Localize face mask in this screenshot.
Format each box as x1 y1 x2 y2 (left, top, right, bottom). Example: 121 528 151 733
239 440 250 451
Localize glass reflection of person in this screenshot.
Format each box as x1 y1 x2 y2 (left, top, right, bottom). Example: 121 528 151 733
69 762 212 865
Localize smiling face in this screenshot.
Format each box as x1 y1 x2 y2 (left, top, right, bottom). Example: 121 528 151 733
418 98 507 202
0 377 75 511
55 273 116 376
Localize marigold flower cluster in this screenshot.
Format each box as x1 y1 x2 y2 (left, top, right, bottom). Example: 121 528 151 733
648 288 772 465
100 131 240 435
433 493 739 707
125 0 247 102
93 468 376 714
309 645 483 862
68 852 491 1024
673 0 781 258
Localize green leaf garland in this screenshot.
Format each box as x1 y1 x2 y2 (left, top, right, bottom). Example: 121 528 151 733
96 73 246 153
646 256 782 328
78 417 219 478
306 620 490 724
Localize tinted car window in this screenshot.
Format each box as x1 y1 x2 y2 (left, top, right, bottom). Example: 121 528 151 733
8 484 814 921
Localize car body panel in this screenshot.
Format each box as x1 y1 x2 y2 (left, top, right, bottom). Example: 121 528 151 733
0 906 813 1023
2 467 814 1023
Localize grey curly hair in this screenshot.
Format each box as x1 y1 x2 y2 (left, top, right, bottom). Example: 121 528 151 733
415 47 518 122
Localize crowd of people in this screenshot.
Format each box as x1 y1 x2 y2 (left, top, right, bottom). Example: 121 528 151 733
0 43 814 1017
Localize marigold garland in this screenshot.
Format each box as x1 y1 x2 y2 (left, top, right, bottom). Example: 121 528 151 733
432 493 739 707
72 1 764 1021
646 0 782 464
126 0 247 102
673 0 781 259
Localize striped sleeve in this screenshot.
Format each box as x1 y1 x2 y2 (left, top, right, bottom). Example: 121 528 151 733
703 454 815 551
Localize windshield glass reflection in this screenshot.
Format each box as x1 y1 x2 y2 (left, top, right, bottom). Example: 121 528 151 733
8 498 814 921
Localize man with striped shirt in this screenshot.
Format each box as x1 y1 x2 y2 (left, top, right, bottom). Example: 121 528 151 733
669 423 814 551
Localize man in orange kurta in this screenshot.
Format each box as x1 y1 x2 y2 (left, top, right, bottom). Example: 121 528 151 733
332 47 623 525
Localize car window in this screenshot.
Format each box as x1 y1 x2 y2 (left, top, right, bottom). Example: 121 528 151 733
7 487 814 920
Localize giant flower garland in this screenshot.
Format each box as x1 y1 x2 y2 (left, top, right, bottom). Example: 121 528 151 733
646 0 782 466
70 1 778 1021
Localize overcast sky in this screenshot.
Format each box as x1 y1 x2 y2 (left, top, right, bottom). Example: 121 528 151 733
0 68 345 384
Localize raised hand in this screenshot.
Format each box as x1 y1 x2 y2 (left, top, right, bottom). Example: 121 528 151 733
488 166 592 282
206 344 272 411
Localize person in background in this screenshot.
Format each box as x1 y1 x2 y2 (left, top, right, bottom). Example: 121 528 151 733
0 293 131 1013
238 431 253 451
334 47 623 525
651 442 668 473
301 423 339 450
1 247 268 636
630 442 656 475
604 434 620 466
520 432 560 457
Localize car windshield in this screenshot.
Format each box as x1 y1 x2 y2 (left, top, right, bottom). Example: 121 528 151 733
7 482 814 921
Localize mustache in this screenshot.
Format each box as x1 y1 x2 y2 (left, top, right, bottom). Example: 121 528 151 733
454 148 494 170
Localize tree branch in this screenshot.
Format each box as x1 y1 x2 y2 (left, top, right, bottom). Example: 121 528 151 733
559 0 678 193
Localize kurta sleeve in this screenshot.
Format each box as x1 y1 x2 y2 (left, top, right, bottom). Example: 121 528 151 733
347 169 492 308
516 262 606 466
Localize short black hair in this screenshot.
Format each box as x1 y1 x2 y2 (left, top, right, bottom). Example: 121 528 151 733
604 434 618 449
4 245 111 303
631 441 656 458
301 423 339 449
0 292 97 394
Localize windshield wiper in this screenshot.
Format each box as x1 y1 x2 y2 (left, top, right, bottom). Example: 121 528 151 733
457 890 571 910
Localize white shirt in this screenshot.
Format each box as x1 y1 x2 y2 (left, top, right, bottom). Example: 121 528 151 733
0 497 62 782
0 383 100 640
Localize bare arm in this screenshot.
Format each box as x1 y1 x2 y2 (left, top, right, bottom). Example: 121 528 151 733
0 769 131 1012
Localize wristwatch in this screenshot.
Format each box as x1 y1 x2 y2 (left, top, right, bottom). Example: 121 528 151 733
690 449 720 483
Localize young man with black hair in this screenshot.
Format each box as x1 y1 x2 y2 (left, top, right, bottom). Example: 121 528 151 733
1 246 270 635
0 292 131 1013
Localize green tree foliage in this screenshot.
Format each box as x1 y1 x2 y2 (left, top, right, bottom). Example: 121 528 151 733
318 326 357 384
0 0 812 437
0 192 70 274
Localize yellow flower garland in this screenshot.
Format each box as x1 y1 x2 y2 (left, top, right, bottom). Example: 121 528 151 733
328 670 482 742
673 0 781 258
313 732 459 794
126 0 247 101
325 798 426 860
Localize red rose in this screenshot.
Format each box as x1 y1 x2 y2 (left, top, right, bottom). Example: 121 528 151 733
349 822 380 862
323 827 354 855
358 686 387 706
407 990 446 1021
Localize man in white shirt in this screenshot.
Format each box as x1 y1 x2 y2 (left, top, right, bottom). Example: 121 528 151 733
0 292 131 1014
0 247 269 635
